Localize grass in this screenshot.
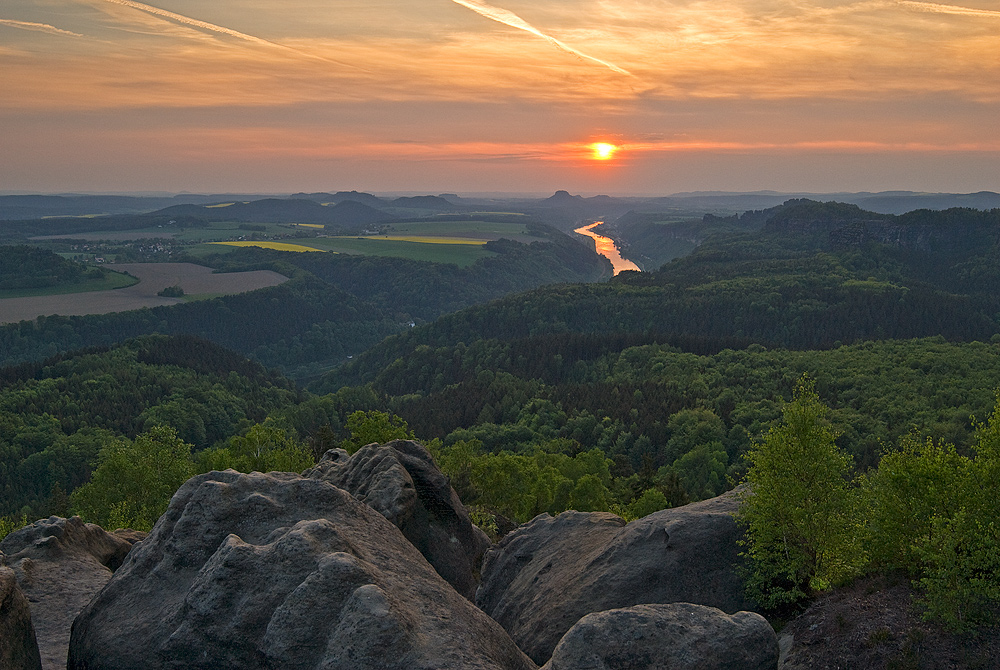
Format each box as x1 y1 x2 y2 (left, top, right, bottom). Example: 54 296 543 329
211 241 325 253
386 220 528 239
0 269 138 299
354 236 486 245
302 237 495 266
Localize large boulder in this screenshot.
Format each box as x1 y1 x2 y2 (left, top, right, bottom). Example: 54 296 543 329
0 517 140 670
305 440 491 600
542 603 778 670
68 470 537 670
0 565 42 670
477 490 753 664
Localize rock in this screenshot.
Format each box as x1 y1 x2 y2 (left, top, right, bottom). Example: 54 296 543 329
305 440 491 600
542 603 778 670
68 470 537 670
477 490 753 664
0 516 140 670
0 566 42 670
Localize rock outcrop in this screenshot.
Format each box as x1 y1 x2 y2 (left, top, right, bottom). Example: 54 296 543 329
305 440 491 600
541 603 778 670
0 565 42 670
68 470 537 670
0 517 141 670
477 491 752 664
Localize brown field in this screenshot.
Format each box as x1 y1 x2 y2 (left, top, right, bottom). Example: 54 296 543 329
0 263 288 325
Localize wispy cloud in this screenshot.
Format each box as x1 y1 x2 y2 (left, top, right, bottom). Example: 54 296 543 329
101 0 356 67
102 0 279 46
0 18 83 37
896 1 1000 18
450 0 632 76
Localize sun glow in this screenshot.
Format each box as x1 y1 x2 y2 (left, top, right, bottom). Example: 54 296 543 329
591 142 618 160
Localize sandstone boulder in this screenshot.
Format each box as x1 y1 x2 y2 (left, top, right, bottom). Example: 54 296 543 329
0 516 140 670
477 490 753 664
305 440 491 600
68 470 536 670
542 603 778 670
0 565 42 670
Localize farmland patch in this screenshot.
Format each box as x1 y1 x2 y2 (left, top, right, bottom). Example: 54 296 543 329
0 263 288 324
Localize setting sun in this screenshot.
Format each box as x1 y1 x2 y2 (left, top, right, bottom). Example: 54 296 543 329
591 143 618 160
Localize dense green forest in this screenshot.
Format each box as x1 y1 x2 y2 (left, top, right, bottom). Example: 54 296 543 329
0 335 390 518
329 201 1000 386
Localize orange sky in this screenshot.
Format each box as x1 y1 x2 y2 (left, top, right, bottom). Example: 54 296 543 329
1 0 999 194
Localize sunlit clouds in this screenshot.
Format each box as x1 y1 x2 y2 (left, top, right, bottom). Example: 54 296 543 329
0 18 83 37
1 0 999 193
450 0 632 75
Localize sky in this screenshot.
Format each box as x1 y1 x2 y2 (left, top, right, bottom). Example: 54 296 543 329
1 0 999 195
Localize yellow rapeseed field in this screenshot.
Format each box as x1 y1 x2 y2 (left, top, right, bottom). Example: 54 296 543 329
211 241 324 252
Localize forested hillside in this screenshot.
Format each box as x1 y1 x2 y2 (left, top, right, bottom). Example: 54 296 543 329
329 200 1000 386
0 223 608 377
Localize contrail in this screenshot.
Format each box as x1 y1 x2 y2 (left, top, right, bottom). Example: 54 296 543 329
0 18 83 37
102 0 357 68
450 0 632 76
103 0 283 47
897 0 1000 18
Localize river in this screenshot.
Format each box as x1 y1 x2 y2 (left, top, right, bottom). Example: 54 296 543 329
574 222 640 275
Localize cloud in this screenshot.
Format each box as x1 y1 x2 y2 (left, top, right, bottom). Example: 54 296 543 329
0 18 83 37
101 0 355 67
102 0 279 46
450 0 632 76
896 1 1000 18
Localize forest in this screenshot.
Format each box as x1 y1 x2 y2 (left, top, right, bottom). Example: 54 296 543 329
2 197 1000 628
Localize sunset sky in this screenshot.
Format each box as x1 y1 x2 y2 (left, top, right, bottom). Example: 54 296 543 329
2 0 999 195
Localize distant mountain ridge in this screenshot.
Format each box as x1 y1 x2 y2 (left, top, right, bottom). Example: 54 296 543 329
152 198 394 226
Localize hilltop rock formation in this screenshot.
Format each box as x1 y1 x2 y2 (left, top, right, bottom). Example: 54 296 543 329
476 490 751 664
68 470 536 670
0 516 142 670
0 565 42 670
542 603 778 670
305 440 491 600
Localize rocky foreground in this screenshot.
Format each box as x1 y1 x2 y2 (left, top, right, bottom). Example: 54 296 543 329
2 439 778 670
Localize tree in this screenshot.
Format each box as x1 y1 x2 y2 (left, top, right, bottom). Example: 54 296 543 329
736 376 864 608
196 420 314 474
71 425 195 532
340 410 414 454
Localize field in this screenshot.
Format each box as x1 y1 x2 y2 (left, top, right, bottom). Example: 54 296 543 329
28 218 533 268
211 241 325 253
0 270 138 299
0 263 288 324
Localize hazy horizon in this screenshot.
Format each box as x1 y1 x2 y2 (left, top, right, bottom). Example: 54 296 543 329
3 0 999 195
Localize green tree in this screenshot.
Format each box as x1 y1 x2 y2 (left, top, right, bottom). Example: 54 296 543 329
71 425 195 532
912 397 1000 629
736 377 864 608
196 420 314 474
673 440 728 501
340 410 414 453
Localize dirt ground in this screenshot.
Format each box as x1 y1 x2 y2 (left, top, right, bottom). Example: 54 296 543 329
779 573 1000 669
0 262 288 324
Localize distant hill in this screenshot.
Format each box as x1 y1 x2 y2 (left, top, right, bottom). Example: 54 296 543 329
152 198 393 226
0 194 275 220
389 195 456 210
290 191 388 208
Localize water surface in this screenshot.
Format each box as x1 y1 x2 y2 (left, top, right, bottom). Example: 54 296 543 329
574 222 640 275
